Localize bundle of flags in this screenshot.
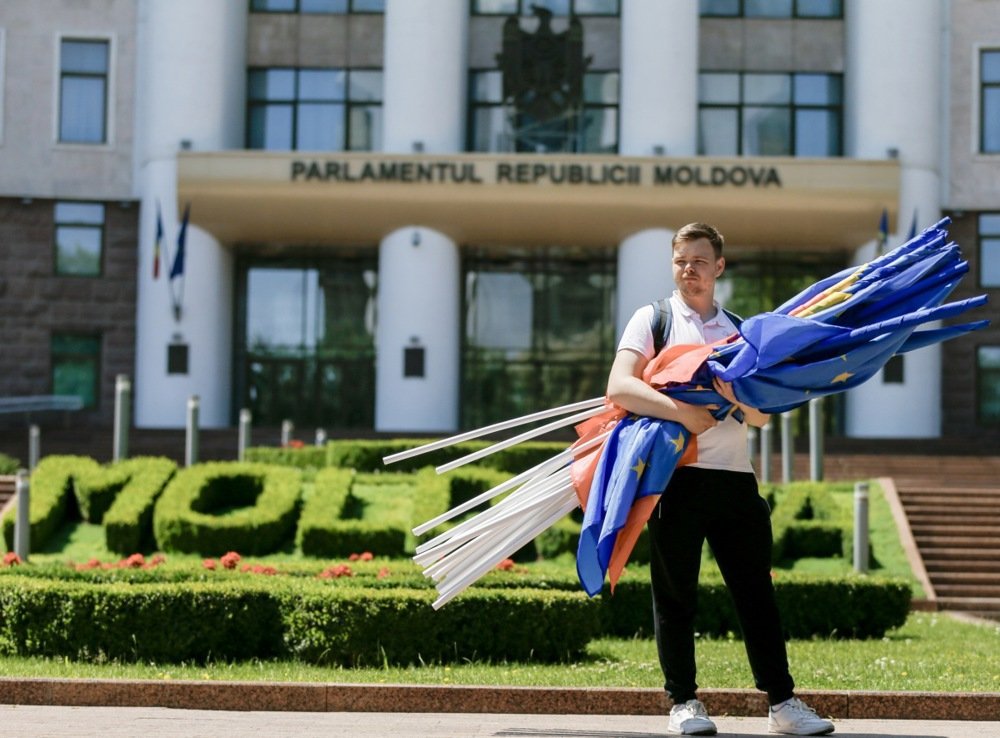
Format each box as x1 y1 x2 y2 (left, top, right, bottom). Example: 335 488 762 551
153 201 190 321
385 218 988 609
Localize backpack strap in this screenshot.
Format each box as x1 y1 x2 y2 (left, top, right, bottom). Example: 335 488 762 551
650 298 672 356
650 299 743 356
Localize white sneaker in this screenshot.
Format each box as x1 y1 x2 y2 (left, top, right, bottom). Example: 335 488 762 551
667 699 717 735
768 697 835 735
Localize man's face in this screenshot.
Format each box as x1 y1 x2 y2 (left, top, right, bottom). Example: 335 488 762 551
672 237 724 301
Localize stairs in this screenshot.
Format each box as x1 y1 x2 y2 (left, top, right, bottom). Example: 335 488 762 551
820 452 1000 623
0 475 15 519
900 482 1000 621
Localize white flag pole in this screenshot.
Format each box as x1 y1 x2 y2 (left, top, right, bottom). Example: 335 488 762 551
382 397 606 465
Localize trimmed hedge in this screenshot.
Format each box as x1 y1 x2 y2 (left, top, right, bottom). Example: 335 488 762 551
1 455 99 552
0 575 596 665
321 439 570 474
101 458 177 554
245 446 327 469
766 482 852 562
0 453 20 475
153 462 302 556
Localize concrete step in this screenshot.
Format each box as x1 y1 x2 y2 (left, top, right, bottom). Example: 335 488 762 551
914 535 1000 548
925 560 1000 573
934 596 1000 613
933 584 1000 598
932 572 1000 585
900 492 1000 503
911 525 1000 538
906 506 1000 517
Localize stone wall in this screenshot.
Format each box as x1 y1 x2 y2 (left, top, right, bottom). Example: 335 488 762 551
0 197 138 427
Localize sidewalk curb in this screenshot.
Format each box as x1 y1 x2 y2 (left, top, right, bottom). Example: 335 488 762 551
1 679 998 721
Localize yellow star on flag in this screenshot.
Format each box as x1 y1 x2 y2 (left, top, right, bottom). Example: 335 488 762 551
831 371 854 384
669 433 686 454
631 458 646 478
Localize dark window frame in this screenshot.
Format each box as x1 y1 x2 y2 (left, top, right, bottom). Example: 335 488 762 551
980 49 1000 154
50 332 102 410
976 344 1000 426
467 67 620 154
249 0 385 14
53 201 105 277
699 0 842 19
470 0 620 17
246 66 383 151
58 38 110 144
697 70 843 157
978 212 1000 289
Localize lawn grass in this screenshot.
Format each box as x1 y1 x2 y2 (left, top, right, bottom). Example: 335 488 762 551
0 613 995 692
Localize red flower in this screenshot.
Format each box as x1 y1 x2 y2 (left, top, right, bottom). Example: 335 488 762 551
348 553 360 561
3 552 22 567
376 566 391 580
318 563 353 579
496 558 515 571
202 559 217 571
359 551 374 561
286 439 304 448
220 551 241 570
124 553 145 568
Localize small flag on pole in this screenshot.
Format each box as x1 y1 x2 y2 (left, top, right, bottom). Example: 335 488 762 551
170 203 189 280
153 202 164 280
877 208 889 254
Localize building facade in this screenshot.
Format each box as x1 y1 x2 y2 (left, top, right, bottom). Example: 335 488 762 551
0 0 998 440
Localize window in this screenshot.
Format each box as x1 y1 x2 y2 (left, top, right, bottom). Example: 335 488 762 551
0 29 6 144
469 69 619 153
882 354 904 384
51 333 101 409
472 0 619 15
978 346 1000 425
54 202 104 276
979 213 1000 288
59 38 109 143
698 71 842 156
250 0 384 13
462 246 615 427
699 0 841 18
248 68 382 151
981 50 1000 153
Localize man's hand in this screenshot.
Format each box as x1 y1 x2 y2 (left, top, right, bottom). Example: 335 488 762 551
675 400 718 435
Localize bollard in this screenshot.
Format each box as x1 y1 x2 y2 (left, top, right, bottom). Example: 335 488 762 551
28 424 40 471
281 419 294 447
808 398 824 481
113 374 131 462
238 408 252 462
315 427 327 446
747 427 758 469
853 481 870 573
759 422 772 483
185 395 200 467
14 469 30 561
780 411 793 483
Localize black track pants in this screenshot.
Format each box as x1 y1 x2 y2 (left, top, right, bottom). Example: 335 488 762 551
647 466 795 706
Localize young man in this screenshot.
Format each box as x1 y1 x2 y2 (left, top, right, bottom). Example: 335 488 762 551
606 223 835 736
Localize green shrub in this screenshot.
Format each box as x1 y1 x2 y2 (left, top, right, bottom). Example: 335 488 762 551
327 439 569 474
767 482 852 562
0 575 596 665
102 458 177 554
0 453 20 475
1 455 99 552
244 446 327 469
153 462 302 556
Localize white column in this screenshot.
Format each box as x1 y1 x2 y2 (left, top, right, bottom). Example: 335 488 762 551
843 0 943 437
375 228 461 432
616 229 675 337
382 0 468 153
133 0 246 428
376 0 466 432
619 0 698 156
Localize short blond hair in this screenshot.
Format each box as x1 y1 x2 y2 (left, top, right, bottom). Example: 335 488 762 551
673 222 724 259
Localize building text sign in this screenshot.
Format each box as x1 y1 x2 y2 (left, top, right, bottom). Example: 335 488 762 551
289 158 783 188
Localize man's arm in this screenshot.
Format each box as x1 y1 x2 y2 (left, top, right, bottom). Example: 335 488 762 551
606 349 719 435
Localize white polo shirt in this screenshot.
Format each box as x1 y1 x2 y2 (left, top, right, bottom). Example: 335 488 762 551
617 291 753 473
